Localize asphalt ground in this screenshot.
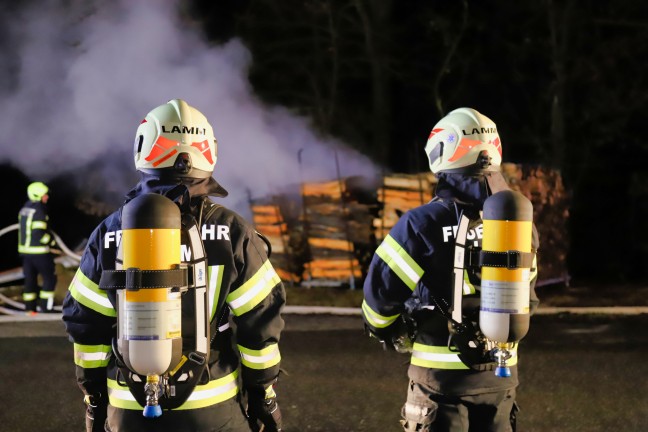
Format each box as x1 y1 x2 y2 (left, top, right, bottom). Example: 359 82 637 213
1 312 647 432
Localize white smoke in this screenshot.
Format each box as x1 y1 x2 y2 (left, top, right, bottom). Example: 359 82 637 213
0 0 377 214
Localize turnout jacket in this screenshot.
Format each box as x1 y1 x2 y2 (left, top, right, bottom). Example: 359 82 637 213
363 172 539 396
62 175 285 414
18 200 54 255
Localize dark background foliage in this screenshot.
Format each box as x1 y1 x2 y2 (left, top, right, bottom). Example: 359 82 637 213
186 0 648 284
1 0 646 285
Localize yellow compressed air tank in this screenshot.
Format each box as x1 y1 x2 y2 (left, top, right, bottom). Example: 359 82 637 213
480 190 533 344
118 193 183 377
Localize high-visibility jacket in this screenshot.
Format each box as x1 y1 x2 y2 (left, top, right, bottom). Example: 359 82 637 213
363 172 539 396
18 200 53 255
62 178 285 417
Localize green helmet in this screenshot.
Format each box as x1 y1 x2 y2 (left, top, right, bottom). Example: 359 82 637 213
27 182 49 201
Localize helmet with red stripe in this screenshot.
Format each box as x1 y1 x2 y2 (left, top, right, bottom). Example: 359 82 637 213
424 108 502 174
134 99 217 178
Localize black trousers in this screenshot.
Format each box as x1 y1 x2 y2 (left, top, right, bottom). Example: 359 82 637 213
22 253 57 312
401 380 517 432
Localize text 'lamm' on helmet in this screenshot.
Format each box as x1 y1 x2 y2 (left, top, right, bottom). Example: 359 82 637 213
424 108 502 174
134 99 217 178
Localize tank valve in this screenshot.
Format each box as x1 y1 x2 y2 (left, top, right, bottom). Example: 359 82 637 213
143 374 163 418
493 343 513 377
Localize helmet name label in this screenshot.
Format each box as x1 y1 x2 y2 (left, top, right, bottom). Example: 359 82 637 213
161 125 207 135
462 127 497 135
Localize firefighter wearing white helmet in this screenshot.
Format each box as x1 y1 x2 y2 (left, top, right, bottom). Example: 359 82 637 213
63 99 285 432
363 108 539 431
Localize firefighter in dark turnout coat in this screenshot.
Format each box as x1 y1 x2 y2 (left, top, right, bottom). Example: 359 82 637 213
18 181 57 313
362 108 539 432
62 99 285 432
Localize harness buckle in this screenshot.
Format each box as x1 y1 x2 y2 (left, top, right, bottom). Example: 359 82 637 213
125 267 142 290
506 251 520 270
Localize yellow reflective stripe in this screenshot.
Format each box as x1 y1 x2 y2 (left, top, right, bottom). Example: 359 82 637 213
463 270 476 295
227 260 280 316
74 343 111 368
361 300 399 329
411 343 469 369
376 235 424 291
237 343 281 370
31 221 47 229
107 380 142 410
18 245 49 254
69 269 116 317
23 211 34 247
23 292 37 301
208 265 224 321
40 233 51 244
39 291 54 299
176 371 239 410
411 343 518 369
107 370 239 410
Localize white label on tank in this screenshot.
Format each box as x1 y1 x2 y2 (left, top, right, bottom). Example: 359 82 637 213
123 293 182 340
480 280 530 314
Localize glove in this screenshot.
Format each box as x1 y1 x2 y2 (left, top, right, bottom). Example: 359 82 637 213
84 393 107 432
247 386 282 432
366 315 415 354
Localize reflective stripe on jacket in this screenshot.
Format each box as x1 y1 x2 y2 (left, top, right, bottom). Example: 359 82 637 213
62 184 285 416
362 173 539 395
18 201 51 254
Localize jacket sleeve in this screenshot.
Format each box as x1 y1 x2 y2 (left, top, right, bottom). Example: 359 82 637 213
362 212 428 339
62 226 116 399
226 223 286 392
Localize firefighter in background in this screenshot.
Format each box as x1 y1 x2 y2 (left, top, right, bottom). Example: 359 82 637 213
362 108 539 431
62 99 285 432
18 181 58 314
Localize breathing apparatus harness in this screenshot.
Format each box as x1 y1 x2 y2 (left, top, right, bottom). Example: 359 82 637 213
99 196 220 411
410 172 535 371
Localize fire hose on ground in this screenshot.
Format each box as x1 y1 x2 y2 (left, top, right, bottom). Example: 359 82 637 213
0 223 83 314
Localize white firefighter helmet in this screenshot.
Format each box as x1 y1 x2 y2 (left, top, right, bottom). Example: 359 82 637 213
27 181 49 201
134 99 217 178
424 108 502 174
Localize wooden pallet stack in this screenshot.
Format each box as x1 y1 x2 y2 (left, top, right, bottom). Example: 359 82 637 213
373 172 438 240
301 179 369 287
249 199 299 283
501 163 570 283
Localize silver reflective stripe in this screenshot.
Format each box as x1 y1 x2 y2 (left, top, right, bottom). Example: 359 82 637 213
361 300 399 328
237 343 281 370
69 269 116 317
411 343 468 370
107 370 239 411
227 260 280 316
74 344 111 368
376 235 424 290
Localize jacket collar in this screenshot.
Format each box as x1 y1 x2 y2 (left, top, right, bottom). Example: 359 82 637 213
124 173 228 213
435 171 508 210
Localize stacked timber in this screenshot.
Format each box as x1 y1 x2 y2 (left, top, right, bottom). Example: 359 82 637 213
373 173 438 240
301 179 372 287
249 199 299 283
501 163 570 284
